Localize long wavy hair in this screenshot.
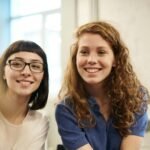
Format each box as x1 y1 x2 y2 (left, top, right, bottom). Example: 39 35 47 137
58 21 149 137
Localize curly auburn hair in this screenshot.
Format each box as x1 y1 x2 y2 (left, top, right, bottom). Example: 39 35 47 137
58 21 149 137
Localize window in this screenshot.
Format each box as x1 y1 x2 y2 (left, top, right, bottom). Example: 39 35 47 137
10 0 61 98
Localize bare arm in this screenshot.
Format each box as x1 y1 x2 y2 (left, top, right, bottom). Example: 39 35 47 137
77 144 93 150
120 135 143 150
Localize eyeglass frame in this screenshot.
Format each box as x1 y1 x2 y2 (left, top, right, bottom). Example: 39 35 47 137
6 59 44 73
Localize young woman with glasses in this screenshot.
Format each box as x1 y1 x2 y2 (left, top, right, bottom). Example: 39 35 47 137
0 40 49 150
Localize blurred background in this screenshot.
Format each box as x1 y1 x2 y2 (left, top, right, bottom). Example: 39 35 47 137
0 0 150 149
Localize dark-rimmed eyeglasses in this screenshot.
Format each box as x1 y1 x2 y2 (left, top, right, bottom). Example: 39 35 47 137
6 59 44 73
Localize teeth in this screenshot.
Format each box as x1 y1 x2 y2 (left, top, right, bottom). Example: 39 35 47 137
17 80 33 86
86 68 99 73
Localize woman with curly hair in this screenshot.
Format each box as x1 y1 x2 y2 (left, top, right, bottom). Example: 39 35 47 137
55 21 149 150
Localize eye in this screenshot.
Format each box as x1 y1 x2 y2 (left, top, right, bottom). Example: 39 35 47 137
97 49 106 56
10 60 24 68
31 63 43 70
79 49 89 55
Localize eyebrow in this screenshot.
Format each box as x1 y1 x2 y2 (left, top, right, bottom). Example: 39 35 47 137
79 45 107 48
12 57 43 63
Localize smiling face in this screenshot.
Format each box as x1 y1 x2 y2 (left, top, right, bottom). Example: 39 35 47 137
76 33 115 87
3 52 44 98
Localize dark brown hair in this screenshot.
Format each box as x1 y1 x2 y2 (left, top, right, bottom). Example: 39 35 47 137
0 40 49 110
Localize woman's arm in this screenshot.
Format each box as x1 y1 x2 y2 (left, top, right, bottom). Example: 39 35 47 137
77 144 93 150
120 87 149 150
55 103 91 150
120 135 143 150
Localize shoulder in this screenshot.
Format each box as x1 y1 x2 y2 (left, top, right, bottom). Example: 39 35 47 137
135 86 149 126
55 97 76 122
139 86 150 101
20 111 49 147
131 111 148 137
56 96 74 112
26 110 49 128
138 86 150 112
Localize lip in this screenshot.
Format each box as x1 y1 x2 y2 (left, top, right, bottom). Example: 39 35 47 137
16 80 34 84
84 67 102 73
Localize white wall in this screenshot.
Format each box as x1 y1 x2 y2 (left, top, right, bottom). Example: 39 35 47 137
98 0 150 90
47 0 77 149
61 0 77 74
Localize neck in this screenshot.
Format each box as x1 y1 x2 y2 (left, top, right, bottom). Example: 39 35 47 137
86 84 111 121
86 83 105 99
0 91 30 124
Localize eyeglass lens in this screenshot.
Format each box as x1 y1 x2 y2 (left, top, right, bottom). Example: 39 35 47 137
8 59 43 73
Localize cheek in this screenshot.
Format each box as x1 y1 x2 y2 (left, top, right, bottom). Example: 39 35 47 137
76 56 85 68
76 58 82 73
4 73 16 89
4 69 15 81
36 74 44 84
103 56 115 67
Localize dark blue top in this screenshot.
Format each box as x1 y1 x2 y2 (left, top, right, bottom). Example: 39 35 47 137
55 97 148 150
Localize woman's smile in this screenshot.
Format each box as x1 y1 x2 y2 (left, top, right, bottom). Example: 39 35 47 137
84 67 102 73
16 79 34 87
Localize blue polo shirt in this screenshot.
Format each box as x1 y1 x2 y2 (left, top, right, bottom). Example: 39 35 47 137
55 97 148 150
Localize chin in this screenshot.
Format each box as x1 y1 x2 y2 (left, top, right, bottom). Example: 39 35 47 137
16 91 32 97
86 81 100 85
85 79 104 86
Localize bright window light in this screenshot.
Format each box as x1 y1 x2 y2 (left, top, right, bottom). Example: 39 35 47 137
10 0 61 98
11 0 61 16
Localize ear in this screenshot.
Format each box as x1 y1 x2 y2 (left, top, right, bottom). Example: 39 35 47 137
112 60 116 67
112 63 116 67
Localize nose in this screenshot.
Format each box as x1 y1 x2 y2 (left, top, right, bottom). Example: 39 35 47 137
87 54 97 64
21 65 31 75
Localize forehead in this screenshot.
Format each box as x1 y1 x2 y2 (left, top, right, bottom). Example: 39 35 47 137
7 52 43 62
78 33 111 48
79 33 106 43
